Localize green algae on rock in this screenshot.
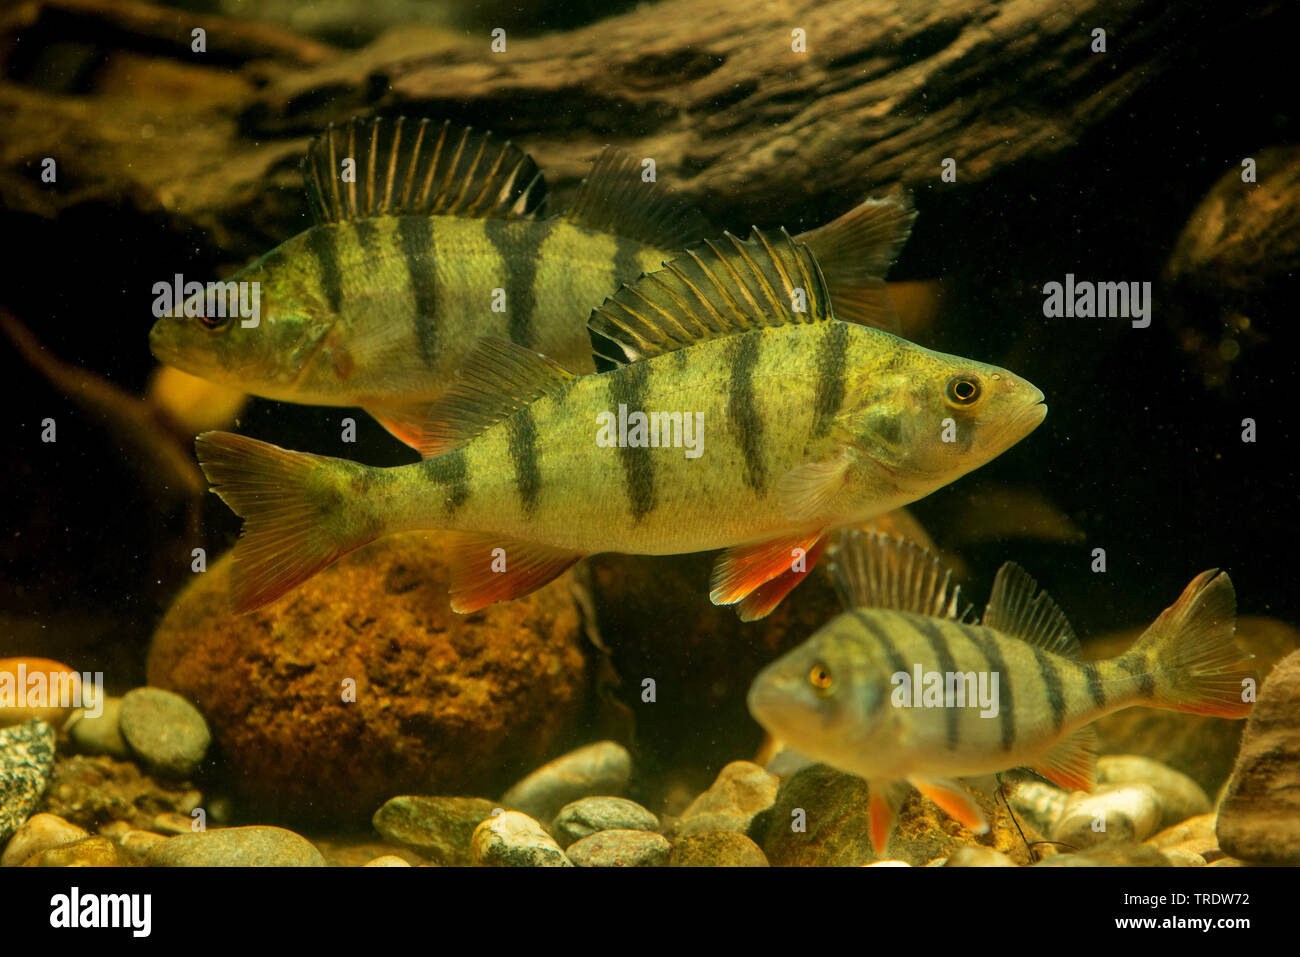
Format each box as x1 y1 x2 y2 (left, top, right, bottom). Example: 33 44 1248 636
372 795 496 866
146 825 326 867
0 719 56 845
146 532 589 824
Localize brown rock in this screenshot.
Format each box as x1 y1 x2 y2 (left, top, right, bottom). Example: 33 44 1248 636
669 831 769 867
1217 648 1300 865
1146 813 1216 849
0 813 89 867
1035 844 1171 867
146 533 588 824
0 658 84 729
1087 616 1298 796
22 836 120 867
673 760 778 836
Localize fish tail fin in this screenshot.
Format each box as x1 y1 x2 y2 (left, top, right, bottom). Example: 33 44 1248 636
794 195 916 334
195 431 379 613
1123 570 1256 718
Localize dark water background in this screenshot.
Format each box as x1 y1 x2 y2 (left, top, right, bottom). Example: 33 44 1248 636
1 1 1294 807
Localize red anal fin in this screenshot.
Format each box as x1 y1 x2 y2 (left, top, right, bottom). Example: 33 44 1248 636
736 535 828 621
909 778 988 834
447 534 584 612
1028 726 1097 792
710 529 825 607
868 788 895 854
363 403 431 453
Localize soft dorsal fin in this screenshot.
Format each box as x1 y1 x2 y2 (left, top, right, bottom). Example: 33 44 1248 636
562 146 711 249
303 117 546 224
793 195 916 335
982 562 1081 658
827 531 968 620
587 227 831 371
415 338 576 459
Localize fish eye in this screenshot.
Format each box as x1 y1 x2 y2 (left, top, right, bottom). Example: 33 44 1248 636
197 313 231 331
808 661 835 694
945 374 982 406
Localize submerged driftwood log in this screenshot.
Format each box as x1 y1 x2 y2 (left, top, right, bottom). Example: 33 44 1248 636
0 0 1287 253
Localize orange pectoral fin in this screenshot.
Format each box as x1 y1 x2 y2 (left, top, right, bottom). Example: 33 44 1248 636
868 788 896 854
909 778 988 834
446 534 584 612
710 530 825 608
735 535 828 621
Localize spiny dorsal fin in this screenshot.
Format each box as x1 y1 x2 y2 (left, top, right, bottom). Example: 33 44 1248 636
562 146 711 249
827 531 968 620
982 562 1081 658
303 117 546 224
415 338 576 459
588 227 831 371
793 195 916 335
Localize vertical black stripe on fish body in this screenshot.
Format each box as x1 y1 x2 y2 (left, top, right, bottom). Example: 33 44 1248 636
397 217 439 365
434 446 471 516
910 618 961 751
353 217 384 262
507 406 542 517
484 219 547 348
1080 661 1107 709
608 359 655 523
968 627 1015 751
812 321 848 438
306 225 344 314
1031 646 1066 734
727 333 767 492
611 237 644 292
849 611 909 677
1117 653 1157 698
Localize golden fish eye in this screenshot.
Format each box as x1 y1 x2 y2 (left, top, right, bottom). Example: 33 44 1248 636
198 313 231 331
808 662 835 692
945 375 982 406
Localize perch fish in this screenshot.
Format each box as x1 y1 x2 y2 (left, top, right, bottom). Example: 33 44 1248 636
194 230 1046 617
747 532 1257 851
149 115 915 450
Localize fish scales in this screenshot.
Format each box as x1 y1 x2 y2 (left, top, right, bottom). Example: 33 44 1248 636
192 231 1049 617
285 217 666 405
438 326 832 553
836 610 1186 777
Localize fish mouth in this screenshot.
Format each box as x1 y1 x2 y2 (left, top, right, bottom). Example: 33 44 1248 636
746 674 783 726
1003 393 1047 444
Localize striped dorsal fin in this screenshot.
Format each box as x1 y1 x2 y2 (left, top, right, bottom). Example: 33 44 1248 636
587 228 831 371
827 531 968 621
303 116 546 224
414 338 576 459
982 562 1081 658
562 147 711 249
